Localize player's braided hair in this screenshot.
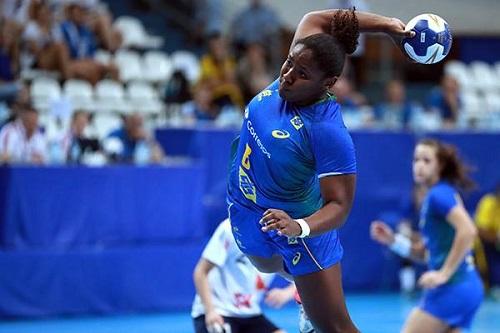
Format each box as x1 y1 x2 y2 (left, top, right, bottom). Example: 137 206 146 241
295 8 359 78
419 139 476 191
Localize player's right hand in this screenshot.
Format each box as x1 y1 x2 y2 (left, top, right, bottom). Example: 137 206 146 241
370 220 395 245
205 310 225 333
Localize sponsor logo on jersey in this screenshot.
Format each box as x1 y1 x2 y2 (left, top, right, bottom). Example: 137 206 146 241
290 116 304 130
292 252 301 265
244 107 249 119
287 237 298 245
271 129 290 139
247 120 271 159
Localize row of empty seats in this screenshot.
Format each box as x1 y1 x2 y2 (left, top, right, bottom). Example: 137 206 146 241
31 78 164 114
445 60 500 93
96 49 200 83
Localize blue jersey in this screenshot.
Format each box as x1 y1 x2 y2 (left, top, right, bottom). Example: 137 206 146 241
227 79 356 218
419 181 474 283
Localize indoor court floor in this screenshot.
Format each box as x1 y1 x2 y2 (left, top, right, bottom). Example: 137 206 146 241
0 293 497 333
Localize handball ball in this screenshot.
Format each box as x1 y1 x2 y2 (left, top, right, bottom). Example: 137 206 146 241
402 13 452 64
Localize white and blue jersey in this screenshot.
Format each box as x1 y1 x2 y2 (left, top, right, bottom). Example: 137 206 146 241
227 79 356 276
418 181 483 329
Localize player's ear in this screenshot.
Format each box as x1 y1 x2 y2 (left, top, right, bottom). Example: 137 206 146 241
324 76 338 90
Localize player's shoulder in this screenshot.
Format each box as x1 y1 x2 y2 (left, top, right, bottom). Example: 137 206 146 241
428 181 457 203
308 98 342 123
249 79 280 107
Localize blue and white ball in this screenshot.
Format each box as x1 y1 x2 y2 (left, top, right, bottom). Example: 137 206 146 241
402 13 452 64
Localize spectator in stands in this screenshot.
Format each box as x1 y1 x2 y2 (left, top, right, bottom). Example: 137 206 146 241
182 83 219 123
230 0 282 70
0 103 47 164
198 32 244 109
332 76 371 128
60 1 118 84
83 0 122 52
106 113 164 164
426 75 462 128
21 0 71 78
374 79 418 130
62 110 100 163
236 42 273 104
0 17 21 103
193 0 224 39
475 183 500 300
192 218 295 333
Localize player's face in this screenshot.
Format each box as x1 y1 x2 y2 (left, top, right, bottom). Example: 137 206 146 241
413 144 440 186
279 44 330 106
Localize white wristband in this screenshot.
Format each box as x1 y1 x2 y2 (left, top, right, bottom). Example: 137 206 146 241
295 219 310 238
389 234 412 258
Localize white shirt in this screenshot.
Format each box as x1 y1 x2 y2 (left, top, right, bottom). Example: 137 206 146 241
0 120 48 164
191 219 275 318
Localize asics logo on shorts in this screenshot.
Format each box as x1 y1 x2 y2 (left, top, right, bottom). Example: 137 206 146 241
292 252 301 265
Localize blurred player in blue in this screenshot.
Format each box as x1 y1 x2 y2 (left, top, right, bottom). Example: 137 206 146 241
226 7 414 333
371 138 484 333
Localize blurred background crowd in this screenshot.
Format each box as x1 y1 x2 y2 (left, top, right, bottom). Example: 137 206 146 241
1 0 499 167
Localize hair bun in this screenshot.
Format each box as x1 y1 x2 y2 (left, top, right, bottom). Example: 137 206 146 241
331 8 360 55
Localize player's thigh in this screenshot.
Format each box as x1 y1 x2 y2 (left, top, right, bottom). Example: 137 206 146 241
247 254 283 274
294 263 359 333
402 308 450 333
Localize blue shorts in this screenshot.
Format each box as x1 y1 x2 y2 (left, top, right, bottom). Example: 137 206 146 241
419 270 484 329
228 202 343 276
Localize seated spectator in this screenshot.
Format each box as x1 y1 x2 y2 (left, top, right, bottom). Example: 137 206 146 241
0 16 21 104
0 104 47 164
83 0 122 52
426 75 461 129
198 32 244 110
333 77 371 128
230 0 282 70
62 110 100 163
105 113 164 164
182 83 219 123
236 42 273 104
374 80 419 130
60 1 118 84
475 183 500 299
21 0 71 78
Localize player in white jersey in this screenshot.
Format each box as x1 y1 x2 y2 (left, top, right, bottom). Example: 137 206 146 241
192 219 295 333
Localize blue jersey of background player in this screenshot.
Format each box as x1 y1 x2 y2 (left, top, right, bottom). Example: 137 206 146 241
226 7 414 333
371 139 483 333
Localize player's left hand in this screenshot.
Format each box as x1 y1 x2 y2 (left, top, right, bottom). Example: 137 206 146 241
418 270 450 289
260 209 302 237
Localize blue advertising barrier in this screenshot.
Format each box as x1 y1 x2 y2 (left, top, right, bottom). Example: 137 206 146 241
0 129 498 316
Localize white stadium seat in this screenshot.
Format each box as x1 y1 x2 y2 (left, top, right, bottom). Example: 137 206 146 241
469 61 497 93
63 79 94 110
91 113 123 140
30 77 62 112
114 16 164 49
126 81 164 115
114 49 143 82
94 80 129 113
143 51 173 83
444 60 471 91
171 50 200 83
